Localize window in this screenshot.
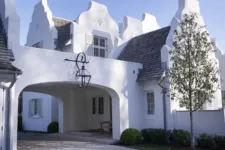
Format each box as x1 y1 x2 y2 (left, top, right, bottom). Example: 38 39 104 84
32 42 41 48
92 98 96 114
147 92 155 115
29 99 42 118
93 36 107 58
222 91 225 108
98 97 104 115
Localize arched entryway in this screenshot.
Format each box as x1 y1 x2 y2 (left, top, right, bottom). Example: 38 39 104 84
18 81 121 139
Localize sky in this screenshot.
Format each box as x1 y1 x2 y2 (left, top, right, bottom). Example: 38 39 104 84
17 0 225 52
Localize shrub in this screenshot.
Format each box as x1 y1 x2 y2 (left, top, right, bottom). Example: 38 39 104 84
141 128 171 145
214 135 225 150
47 122 59 133
120 128 142 145
18 116 23 131
170 129 191 147
196 133 214 149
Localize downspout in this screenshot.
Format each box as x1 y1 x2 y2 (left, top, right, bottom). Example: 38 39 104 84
157 80 167 131
1 72 20 150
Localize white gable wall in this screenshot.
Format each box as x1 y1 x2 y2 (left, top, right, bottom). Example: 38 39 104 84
26 0 57 49
71 1 119 55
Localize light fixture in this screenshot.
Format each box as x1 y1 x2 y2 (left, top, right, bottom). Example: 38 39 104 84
64 53 91 88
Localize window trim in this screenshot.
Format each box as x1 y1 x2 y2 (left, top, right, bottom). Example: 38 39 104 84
93 36 108 58
29 98 43 119
145 91 155 116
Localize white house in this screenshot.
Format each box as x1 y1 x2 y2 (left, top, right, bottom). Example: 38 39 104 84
19 0 225 137
0 0 225 150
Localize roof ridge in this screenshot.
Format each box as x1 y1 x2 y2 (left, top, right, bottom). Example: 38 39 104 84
52 16 73 22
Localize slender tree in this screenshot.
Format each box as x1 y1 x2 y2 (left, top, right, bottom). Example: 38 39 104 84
169 13 220 148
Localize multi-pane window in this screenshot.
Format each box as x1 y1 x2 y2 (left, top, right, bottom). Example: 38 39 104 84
93 36 107 58
147 92 155 115
92 98 96 114
29 99 42 118
92 97 104 115
98 97 104 115
32 42 41 48
222 91 225 108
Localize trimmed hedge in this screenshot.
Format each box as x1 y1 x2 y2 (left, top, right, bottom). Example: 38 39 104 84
170 129 191 147
47 122 59 133
120 128 142 145
18 116 23 131
196 133 214 149
141 128 171 145
214 135 225 150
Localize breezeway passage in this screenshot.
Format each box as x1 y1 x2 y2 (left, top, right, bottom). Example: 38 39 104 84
17 132 136 150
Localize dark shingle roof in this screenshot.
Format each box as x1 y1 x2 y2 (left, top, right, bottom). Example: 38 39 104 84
52 17 72 50
0 16 21 73
118 26 170 81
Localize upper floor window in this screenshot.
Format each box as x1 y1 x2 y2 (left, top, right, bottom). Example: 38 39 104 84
33 42 41 48
147 92 155 115
29 98 42 119
93 36 107 58
222 91 225 108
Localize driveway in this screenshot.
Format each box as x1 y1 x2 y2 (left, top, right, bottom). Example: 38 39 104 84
17 132 136 150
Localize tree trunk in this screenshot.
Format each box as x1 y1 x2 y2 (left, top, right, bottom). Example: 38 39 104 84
190 111 195 148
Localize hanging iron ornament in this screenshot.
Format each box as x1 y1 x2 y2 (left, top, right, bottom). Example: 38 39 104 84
64 53 91 88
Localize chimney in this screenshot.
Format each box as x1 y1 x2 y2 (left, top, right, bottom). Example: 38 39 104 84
175 0 200 19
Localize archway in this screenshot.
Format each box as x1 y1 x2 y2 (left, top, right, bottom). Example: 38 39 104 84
17 81 121 139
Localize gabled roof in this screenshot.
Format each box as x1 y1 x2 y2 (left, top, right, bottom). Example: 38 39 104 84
52 17 72 50
118 26 170 81
0 17 21 73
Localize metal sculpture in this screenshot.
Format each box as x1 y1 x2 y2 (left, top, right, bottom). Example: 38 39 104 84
65 53 91 88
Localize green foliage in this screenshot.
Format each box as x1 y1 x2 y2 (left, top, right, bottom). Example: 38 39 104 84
196 133 214 149
168 12 220 148
214 135 225 150
141 128 171 145
18 116 23 131
169 129 191 147
169 12 219 111
47 122 59 133
120 128 142 145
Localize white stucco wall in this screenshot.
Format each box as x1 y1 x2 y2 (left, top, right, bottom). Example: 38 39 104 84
0 88 4 150
71 1 119 55
51 97 58 122
10 45 143 149
85 88 111 131
214 40 225 92
120 16 143 41
22 92 52 132
26 1 161 58
142 13 160 34
26 0 57 49
174 109 225 136
143 80 164 129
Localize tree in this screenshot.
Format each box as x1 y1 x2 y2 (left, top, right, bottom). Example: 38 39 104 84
169 13 220 148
